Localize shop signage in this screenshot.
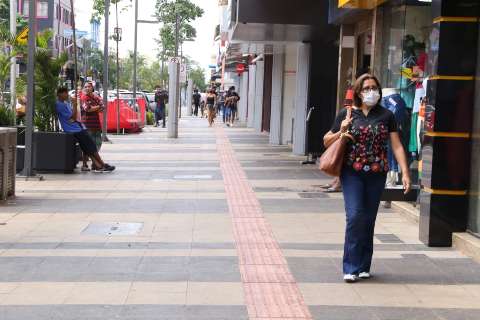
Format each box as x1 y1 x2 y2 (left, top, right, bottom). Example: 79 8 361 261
16 27 29 45
236 63 245 75
338 0 385 9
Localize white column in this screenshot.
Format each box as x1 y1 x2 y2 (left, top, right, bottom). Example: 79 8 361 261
270 45 285 145
168 61 179 138
254 60 264 132
247 65 256 128
186 80 193 116
239 72 248 123
293 43 311 155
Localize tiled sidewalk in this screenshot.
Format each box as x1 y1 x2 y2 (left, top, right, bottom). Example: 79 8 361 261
0 117 479 320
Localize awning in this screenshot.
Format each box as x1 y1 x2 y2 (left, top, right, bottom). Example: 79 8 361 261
338 0 385 9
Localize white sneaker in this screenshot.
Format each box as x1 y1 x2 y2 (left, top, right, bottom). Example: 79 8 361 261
343 274 357 283
358 272 371 279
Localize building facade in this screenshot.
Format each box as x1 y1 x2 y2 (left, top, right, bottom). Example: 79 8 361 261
221 0 480 247
220 0 339 156
331 0 479 247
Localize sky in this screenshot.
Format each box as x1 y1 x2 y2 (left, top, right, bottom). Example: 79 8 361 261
75 0 219 71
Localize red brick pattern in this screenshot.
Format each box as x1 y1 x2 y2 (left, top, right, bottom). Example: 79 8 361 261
216 126 312 320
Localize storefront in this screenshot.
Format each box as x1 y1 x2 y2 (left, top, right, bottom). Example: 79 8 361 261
329 0 480 246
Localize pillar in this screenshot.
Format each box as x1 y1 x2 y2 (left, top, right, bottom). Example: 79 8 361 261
293 43 311 155
247 65 256 128
419 0 480 246
254 60 265 133
239 71 248 123
270 45 285 145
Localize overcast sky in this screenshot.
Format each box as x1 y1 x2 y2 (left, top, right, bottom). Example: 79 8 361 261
75 0 219 71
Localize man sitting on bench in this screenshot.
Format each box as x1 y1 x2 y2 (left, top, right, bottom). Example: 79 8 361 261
55 87 115 173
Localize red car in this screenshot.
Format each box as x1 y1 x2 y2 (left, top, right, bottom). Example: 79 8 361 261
99 91 146 133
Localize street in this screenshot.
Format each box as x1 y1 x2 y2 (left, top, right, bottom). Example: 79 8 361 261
0 117 479 319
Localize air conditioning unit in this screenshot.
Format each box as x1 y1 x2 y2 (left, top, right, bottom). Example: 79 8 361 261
0 128 17 201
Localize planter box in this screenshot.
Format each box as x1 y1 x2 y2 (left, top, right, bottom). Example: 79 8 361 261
25 132 80 174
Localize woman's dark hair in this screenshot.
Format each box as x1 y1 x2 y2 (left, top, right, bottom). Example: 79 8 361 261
57 87 69 95
352 74 382 107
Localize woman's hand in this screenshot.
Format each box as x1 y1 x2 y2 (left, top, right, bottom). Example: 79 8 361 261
402 173 412 194
340 118 352 133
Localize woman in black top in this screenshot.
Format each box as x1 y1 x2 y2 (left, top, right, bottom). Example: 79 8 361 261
206 89 217 127
324 74 411 283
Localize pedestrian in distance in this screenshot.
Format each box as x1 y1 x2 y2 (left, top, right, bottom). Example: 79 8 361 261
56 87 115 173
154 86 168 128
193 89 201 117
80 82 104 171
206 89 217 127
323 74 411 283
225 86 240 127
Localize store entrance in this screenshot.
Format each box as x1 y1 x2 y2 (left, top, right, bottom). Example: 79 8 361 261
356 31 372 75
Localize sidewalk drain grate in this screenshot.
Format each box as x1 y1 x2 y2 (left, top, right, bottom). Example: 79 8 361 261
173 175 213 180
298 192 328 199
375 233 404 243
82 222 143 236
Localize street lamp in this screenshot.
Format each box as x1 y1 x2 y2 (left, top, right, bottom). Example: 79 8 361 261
102 0 110 142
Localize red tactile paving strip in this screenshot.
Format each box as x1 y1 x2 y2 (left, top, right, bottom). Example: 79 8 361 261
216 126 313 320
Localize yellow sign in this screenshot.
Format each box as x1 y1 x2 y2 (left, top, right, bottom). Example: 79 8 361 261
338 0 386 9
16 27 29 45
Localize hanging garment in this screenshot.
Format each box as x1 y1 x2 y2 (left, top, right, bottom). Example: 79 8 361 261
381 92 408 173
409 112 419 154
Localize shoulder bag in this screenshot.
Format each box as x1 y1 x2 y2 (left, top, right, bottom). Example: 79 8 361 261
319 107 354 177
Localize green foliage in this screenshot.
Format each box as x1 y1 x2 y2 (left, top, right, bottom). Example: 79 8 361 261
0 105 14 126
155 0 204 61
189 65 207 92
0 0 27 32
91 0 132 22
34 51 68 132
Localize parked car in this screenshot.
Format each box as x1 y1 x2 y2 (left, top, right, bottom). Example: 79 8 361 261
98 91 147 133
140 91 156 112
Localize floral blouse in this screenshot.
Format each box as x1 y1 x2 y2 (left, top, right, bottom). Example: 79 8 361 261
331 106 397 173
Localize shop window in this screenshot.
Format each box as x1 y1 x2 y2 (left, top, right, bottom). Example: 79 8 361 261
379 2 432 189
21 0 48 18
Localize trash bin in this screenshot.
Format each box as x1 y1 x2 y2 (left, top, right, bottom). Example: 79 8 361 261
0 128 17 200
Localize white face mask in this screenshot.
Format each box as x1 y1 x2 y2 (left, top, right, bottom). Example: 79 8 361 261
362 90 380 107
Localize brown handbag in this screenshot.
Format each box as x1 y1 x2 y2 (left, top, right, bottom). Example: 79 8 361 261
319 108 354 177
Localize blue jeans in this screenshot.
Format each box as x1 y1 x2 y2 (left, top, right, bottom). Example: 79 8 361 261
340 168 386 275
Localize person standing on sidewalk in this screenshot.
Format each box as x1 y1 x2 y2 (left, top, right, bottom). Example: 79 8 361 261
154 86 168 128
225 86 240 127
81 82 104 171
193 89 201 117
324 74 411 283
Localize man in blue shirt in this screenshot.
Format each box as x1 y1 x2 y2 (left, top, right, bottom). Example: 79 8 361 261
56 87 115 172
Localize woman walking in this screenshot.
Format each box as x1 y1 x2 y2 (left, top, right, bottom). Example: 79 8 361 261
206 89 217 127
323 74 411 283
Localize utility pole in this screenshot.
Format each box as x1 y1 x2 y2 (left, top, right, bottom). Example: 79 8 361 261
132 0 138 113
102 0 110 142
22 0 36 177
114 2 120 135
9 0 16 114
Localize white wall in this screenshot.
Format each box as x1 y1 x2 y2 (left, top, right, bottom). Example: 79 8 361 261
281 43 298 145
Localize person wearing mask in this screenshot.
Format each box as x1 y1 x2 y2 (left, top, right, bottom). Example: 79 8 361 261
193 89 201 117
225 86 240 127
206 89 217 127
323 74 411 283
81 82 104 171
154 86 168 128
56 87 115 172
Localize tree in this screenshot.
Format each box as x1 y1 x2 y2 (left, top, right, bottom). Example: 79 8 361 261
154 0 203 62
91 0 131 22
189 65 206 92
0 0 27 31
